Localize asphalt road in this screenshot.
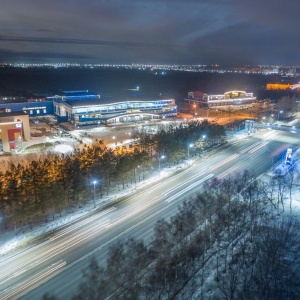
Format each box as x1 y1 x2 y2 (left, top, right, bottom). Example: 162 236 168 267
0 128 299 300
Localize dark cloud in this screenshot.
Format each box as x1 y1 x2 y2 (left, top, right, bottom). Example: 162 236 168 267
0 49 91 63
0 0 300 65
0 36 173 48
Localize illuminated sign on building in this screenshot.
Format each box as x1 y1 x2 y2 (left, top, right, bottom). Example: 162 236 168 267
22 106 46 110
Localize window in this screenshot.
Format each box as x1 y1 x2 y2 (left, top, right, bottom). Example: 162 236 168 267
37 110 40 114
30 110 33 114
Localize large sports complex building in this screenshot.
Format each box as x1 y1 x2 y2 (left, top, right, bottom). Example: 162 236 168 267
0 90 177 126
0 90 177 151
53 94 177 125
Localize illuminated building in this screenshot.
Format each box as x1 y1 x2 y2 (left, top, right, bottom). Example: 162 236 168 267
54 96 177 125
185 90 256 107
266 83 294 90
266 83 300 90
0 111 30 152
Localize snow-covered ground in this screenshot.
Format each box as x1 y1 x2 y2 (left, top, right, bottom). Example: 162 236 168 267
0 126 273 251
0 128 247 258
0 152 197 258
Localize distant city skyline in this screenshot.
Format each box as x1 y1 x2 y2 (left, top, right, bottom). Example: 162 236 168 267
1 1 300 66
5 63 300 77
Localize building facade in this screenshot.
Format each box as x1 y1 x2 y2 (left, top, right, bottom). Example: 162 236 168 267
53 97 177 125
0 111 30 152
185 90 256 106
0 100 54 116
266 83 300 90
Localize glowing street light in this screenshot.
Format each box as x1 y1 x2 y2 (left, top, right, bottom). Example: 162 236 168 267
92 180 97 208
158 155 165 177
134 165 141 185
188 143 194 158
278 110 283 120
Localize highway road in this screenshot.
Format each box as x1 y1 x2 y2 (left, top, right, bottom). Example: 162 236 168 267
0 128 299 299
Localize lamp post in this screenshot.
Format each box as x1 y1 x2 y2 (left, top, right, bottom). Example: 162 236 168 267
158 155 165 177
188 143 194 158
278 110 283 120
92 180 97 208
136 165 141 183
133 166 139 186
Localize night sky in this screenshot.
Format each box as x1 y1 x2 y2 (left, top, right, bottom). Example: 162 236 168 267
1 0 299 66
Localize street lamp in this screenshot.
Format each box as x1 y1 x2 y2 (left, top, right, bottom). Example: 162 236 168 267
193 104 196 117
158 155 165 177
92 180 97 208
278 110 283 120
188 143 194 158
135 165 141 184
202 135 206 139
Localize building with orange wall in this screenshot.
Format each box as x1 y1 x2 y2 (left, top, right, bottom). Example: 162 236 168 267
0 111 30 152
266 83 296 90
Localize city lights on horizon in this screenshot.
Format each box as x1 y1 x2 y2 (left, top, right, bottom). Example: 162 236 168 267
1 62 300 77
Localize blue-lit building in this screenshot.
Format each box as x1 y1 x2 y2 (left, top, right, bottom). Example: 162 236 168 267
0 98 54 116
53 96 177 125
0 90 177 125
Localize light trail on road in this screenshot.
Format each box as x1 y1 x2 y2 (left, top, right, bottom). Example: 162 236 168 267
0 128 299 300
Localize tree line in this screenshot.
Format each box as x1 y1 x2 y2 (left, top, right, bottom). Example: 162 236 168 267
0 120 226 230
70 170 300 300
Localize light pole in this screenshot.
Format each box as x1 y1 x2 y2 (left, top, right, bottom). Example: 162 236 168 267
193 104 196 117
134 166 141 185
158 155 165 177
92 180 97 208
188 143 194 158
201 135 206 151
278 110 283 120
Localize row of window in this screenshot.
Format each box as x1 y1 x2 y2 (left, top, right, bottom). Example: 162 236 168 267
27 109 47 114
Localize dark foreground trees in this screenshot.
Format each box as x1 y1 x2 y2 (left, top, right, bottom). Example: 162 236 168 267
72 171 300 300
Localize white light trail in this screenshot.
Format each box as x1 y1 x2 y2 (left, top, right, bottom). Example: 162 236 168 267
210 154 239 171
165 173 214 203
